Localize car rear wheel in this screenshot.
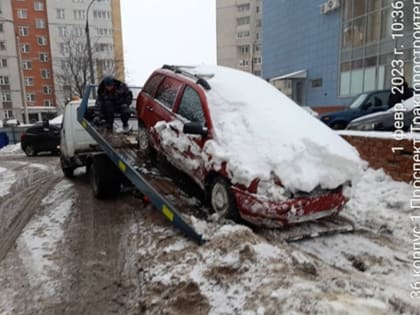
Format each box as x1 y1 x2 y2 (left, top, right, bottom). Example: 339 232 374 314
208 177 240 221
24 145 37 157
137 120 156 161
90 154 121 199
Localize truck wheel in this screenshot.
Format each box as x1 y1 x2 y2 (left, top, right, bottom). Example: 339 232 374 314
90 154 121 199
60 155 75 178
208 177 240 222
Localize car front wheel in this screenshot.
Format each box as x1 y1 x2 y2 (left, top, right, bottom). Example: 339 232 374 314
208 177 240 221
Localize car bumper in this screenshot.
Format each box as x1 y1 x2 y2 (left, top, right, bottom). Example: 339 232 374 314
232 187 347 228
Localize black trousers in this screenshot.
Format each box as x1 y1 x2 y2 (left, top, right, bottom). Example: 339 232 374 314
102 101 130 129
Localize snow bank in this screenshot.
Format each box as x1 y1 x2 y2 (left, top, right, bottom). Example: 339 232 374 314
186 65 361 193
0 143 23 155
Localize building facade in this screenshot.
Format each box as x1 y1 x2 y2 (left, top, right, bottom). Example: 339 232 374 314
263 0 413 109
0 0 125 123
216 0 263 76
0 0 25 122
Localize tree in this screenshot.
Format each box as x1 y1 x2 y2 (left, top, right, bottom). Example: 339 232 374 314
54 35 120 104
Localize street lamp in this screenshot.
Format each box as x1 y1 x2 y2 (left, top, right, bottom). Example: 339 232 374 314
85 0 96 92
0 17 29 123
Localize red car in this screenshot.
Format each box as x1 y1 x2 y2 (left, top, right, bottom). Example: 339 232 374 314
136 65 360 227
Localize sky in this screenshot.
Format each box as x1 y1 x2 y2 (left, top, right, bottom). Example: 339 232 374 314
120 0 217 86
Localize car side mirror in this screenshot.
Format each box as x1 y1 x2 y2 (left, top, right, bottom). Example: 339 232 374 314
183 122 208 136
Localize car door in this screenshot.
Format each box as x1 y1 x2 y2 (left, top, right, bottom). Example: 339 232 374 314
168 85 208 183
364 91 390 113
137 74 164 127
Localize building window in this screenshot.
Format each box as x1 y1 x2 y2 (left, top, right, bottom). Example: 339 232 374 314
237 4 250 12
73 10 86 20
1 93 11 102
24 77 34 86
253 57 262 65
72 27 84 37
95 43 113 52
35 19 46 29
22 60 32 70
42 86 52 94
44 100 53 107
4 110 14 119
0 24 3 33
19 26 29 36
93 10 111 19
56 8 65 19
40 53 49 62
26 93 35 102
34 1 44 11
97 28 113 36
37 36 48 46
0 59 7 67
239 59 249 67
237 31 250 39
21 43 30 53
311 78 323 88
41 69 50 79
59 26 68 37
0 76 9 85
237 16 250 26
17 9 28 19
0 42 5 51
256 5 260 13
239 45 249 54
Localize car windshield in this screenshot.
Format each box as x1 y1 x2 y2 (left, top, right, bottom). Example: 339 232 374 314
349 93 368 109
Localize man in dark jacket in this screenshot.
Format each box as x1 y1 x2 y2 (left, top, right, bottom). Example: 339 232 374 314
95 76 133 131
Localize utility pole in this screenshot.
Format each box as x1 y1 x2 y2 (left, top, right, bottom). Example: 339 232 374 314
85 0 96 97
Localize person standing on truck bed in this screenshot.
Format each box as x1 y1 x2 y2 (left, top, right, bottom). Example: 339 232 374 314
94 76 133 132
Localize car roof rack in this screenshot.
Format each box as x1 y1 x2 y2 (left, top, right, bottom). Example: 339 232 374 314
162 64 212 90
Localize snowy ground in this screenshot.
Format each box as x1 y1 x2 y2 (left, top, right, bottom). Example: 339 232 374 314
0 144 418 314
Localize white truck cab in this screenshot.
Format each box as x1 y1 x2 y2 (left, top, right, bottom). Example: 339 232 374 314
60 99 98 176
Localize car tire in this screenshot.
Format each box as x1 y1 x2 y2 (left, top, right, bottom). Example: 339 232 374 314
137 120 156 161
331 122 347 130
208 177 240 222
90 154 121 199
60 155 75 178
24 145 37 157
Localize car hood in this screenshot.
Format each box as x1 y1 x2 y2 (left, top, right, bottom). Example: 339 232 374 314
186 65 362 196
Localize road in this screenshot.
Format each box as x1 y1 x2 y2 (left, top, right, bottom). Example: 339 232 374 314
0 151 419 314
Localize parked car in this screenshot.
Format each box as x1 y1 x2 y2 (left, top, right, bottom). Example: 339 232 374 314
136 65 360 227
346 96 414 131
319 90 391 130
20 122 60 156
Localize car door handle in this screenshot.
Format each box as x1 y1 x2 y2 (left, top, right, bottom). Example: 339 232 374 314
146 106 153 112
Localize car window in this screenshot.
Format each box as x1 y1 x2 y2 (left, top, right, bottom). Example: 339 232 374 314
143 74 164 97
155 77 183 109
366 92 389 107
177 86 205 124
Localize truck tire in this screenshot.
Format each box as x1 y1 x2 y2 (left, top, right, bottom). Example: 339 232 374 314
207 177 240 222
60 154 75 178
90 154 121 199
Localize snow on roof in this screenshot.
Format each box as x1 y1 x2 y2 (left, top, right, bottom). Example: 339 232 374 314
190 65 362 193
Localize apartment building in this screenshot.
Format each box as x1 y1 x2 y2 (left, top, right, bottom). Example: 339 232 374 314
216 0 262 77
0 0 125 123
0 0 25 122
46 0 125 107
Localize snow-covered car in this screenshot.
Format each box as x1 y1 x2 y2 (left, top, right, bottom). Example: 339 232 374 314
136 65 361 227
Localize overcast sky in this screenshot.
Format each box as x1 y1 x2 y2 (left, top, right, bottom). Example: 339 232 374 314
120 0 217 86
